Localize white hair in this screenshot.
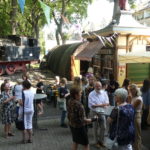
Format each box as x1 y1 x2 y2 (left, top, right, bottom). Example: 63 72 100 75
115 88 128 102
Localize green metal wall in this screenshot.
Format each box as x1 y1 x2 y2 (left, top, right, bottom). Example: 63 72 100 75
46 43 82 79
127 63 150 83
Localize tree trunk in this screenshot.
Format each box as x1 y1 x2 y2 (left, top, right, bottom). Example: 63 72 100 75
61 33 66 45
11 0 17 35
34 23 39 40
56 29 60 45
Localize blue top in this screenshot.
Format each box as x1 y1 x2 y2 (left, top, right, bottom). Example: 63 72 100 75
141 89 150 106
58 86 68 98
109 104 135 145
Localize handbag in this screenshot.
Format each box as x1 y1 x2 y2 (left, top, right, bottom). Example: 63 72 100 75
15 119 24 130
105 107 120 150
15 91 25 131
57 97 66 110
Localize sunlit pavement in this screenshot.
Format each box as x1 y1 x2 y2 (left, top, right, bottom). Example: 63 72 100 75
0 102 149 150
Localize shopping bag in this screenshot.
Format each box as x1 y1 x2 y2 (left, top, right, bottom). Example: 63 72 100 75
105 137 118 150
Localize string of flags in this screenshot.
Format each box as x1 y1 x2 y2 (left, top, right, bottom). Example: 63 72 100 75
17 0 70 25
18 0 26 14
39 0 51 25
17 0 51 24
86 32 118 47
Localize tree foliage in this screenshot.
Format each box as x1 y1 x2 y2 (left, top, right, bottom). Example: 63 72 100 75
0 0 137 44
48 0 93 45
0 0 92 44
0 0 46 39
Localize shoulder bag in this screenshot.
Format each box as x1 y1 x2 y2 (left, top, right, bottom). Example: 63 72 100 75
105 107 120 150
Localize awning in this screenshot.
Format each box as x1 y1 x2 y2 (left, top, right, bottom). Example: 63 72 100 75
74 41 103 61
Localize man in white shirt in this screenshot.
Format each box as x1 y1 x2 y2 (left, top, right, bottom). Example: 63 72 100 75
88 81 109 148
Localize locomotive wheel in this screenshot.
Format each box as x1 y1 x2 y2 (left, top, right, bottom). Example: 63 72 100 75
5 64 16 75
0 65 4 75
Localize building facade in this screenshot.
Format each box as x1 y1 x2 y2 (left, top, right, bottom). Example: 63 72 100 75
133 1 150 26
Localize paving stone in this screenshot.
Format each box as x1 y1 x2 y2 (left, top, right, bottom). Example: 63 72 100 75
0 103 149 150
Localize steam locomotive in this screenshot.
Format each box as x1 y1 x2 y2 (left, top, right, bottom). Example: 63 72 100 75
0 35 40 75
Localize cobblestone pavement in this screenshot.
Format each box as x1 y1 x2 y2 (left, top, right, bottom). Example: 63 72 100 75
0 102 149 150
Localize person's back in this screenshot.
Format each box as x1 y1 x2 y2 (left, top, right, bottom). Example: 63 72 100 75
141 79 150 106
14 84 23 100
23 89 34 113
109 104 135 145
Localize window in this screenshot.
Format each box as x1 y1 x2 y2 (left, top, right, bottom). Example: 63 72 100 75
146 45 150 51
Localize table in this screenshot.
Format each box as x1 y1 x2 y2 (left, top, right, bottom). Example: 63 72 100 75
94 106 115 116
33 94 47 130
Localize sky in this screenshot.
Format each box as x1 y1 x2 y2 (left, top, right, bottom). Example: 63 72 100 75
87 0 113 27
86 0 149 30
43 0 149 49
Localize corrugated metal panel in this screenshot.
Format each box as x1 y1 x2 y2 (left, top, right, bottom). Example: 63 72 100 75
47 44 72 74
75 41 103 61
127 63 150 83
46 43 82 79
58 43 82 79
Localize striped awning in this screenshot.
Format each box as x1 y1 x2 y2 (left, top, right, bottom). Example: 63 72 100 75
74 41 103 61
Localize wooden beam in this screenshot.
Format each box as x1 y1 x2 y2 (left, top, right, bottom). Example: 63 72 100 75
143 37 150 45
126 34 131 52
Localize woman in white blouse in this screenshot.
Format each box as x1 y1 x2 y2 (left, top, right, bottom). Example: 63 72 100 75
20 80 34 144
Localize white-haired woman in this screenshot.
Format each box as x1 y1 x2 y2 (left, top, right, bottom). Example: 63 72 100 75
108 88 135 150
129 84 143 150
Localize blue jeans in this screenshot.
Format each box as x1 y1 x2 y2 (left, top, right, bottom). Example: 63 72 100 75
60 110 67 125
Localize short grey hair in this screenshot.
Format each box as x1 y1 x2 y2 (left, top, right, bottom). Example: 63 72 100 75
114 88 128 102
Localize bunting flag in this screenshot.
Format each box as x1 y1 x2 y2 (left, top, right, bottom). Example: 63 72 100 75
39 0 50 24
88 32 118 47
18 0 26 14
106 37 113 46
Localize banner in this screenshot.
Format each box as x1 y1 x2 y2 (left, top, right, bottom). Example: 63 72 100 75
18 0 26 14
39 0 50 24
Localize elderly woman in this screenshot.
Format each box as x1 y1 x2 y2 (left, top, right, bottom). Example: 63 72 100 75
108 88 135 150
67 86 97 150
129 84 143 150
0 83 16 138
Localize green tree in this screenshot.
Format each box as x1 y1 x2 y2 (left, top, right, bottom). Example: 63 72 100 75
0 0 12 36
0 0 46 39
49 0 92 45
16 0 46 39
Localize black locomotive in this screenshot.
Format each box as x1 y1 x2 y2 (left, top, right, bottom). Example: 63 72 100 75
0 35 40 75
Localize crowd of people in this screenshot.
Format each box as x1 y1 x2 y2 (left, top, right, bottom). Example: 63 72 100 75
0 72 150 150
0 74 34 143
60 74 150 150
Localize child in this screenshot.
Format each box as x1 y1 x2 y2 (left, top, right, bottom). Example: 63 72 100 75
58 78 69 128
36 80 44 115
